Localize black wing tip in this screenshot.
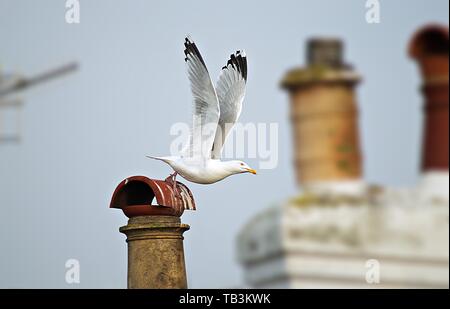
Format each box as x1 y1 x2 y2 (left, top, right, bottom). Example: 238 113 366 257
183 36 207 67
223 50 247 81
184 34 193 44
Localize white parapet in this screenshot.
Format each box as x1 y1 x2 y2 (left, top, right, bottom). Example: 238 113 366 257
237 187 449 289
303 179 367 197
419 171 449 202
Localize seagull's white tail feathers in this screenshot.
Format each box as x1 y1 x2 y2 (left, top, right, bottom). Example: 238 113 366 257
146 156 175 164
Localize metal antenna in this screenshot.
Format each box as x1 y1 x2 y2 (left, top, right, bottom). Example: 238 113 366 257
0 62 78 98
0 62 78 143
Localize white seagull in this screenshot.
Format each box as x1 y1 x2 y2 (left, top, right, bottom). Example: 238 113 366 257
148 37 256 191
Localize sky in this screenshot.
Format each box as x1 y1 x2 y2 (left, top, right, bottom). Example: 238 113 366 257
0 0 448 288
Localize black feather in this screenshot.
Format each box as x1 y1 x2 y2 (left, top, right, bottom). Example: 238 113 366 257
222 50 247 81
184 37 207 68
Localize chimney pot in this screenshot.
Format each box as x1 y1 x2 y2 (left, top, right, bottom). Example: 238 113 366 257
281 38 364 196
307 38 345 69
110 175 194 288
409 25 449 172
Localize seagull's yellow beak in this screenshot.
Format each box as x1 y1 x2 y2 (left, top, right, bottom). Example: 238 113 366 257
246 168 257 175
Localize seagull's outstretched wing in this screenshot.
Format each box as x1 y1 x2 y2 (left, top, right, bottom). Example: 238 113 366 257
182 37 220 158
211 51 247 159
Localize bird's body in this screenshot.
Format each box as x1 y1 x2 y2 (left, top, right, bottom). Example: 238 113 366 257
149 156 252 184
148 37 255 187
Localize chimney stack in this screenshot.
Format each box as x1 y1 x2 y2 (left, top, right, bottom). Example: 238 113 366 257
409 25 449 201
110 176 195 288
281 38 365 196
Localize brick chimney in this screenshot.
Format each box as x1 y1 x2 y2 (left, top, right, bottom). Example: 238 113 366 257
281 38 365 196
110 176 195 288
409 25 449 201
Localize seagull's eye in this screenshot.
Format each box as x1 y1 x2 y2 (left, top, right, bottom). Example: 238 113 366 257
240 163 244 166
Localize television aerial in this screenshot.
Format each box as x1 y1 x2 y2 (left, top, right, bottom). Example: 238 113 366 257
0 62 78 143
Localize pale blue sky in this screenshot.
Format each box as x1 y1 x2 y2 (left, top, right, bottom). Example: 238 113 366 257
0 0 448 288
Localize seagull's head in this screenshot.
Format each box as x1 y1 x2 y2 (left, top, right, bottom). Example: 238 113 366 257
227 160 257 175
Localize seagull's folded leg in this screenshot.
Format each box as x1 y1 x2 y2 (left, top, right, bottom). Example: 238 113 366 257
164 172 175 184
165 172 182 199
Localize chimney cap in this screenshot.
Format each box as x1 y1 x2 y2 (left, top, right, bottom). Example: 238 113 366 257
110 176 196 217
281 37 360 90
307 37 346 69
409 24 449 59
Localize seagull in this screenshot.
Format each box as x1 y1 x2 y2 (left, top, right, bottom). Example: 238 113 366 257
147 37 256 193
